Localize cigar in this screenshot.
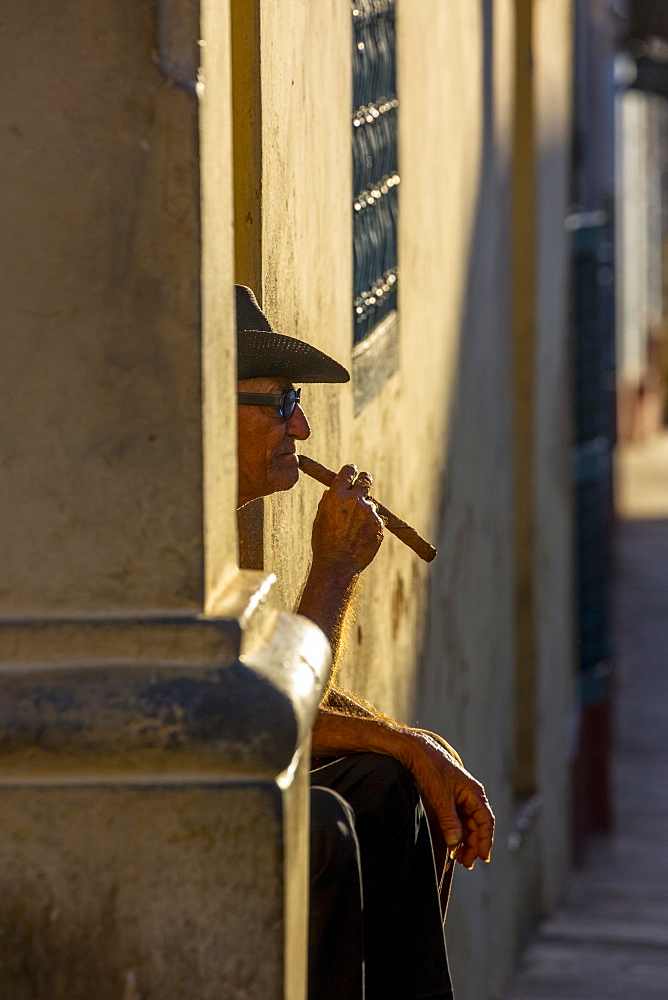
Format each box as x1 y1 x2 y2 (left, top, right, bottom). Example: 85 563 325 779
297 454 437 563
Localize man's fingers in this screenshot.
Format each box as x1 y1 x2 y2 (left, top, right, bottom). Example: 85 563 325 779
441 808 464 854
444 817 479 870
456 787 495 861
472 805 494 861
472 807 494 861
458 844 477 870
452 816 479 869
352 470 373 493
331 464 358 489
331 465 375 494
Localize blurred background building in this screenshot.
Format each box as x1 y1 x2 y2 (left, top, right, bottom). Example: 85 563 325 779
569 0 668 857
1 2 667 999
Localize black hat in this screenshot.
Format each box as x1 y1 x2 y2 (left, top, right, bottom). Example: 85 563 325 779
235 285 350 383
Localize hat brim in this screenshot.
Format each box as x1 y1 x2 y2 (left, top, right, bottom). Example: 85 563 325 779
237 330 350 383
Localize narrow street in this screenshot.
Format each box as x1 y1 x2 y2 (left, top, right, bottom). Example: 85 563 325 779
502 434 668 1000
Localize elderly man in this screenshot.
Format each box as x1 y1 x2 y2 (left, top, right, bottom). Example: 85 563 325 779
235 286 494 1000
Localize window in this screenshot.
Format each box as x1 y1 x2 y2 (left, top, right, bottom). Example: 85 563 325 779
351 0 399 411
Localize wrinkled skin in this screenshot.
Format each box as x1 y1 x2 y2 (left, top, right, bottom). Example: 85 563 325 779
237 377 311 506
310 463 384 573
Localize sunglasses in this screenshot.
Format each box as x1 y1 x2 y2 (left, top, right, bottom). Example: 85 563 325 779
237 387 301 421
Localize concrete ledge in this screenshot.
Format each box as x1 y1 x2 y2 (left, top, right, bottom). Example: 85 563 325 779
0 571 331 780
0 777 301 999
0 570 327 999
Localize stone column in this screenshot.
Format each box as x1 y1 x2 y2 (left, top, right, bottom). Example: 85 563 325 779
0 2 327 997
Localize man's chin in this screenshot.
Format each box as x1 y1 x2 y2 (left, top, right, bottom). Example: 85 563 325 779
269 456 300 493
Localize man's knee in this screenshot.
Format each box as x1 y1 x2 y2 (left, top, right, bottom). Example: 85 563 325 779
341 752 419 827
310 753 420 865
309 786 359 881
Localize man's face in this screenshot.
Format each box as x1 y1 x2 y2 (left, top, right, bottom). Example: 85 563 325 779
237 376 311 507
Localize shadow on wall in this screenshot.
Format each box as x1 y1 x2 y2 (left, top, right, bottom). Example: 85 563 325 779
413 4 517 994
414 1 574 996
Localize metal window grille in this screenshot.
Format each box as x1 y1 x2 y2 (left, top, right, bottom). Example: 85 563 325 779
352 0 398 342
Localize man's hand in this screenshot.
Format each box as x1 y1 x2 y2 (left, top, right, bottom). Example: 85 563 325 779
398 729 494 869
310 464 384 575
312 711 495 869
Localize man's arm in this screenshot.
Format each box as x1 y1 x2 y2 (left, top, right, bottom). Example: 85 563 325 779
297 462 495 868
324 684 463 765
312 710 493 869
297 563 360 670
297 463 382 666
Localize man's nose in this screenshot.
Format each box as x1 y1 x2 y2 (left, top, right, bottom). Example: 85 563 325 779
286 404 311 440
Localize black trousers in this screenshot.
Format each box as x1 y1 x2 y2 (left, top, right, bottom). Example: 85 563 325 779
309 753 454 1000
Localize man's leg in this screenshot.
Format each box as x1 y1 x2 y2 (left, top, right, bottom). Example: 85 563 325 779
311 753 453 1000
309 786 365 1000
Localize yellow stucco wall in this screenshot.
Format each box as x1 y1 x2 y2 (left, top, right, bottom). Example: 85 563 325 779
200 0 242 608
0 0 230 614
256 1 504 716
238 1 575 996
1 0 241 615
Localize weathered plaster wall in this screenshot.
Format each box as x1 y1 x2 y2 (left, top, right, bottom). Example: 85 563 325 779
411 3 519 996
257 0 352 617
256 0 513 719
1 0 206 613
238 0 574 996
352 0 502 724
200 0 242 607
0 783 286 999
250 2 517 997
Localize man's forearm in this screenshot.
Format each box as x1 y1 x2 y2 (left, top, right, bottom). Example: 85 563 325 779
297 560 359 665
312 708 411 762
314 707 462 769
320 687 464 766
